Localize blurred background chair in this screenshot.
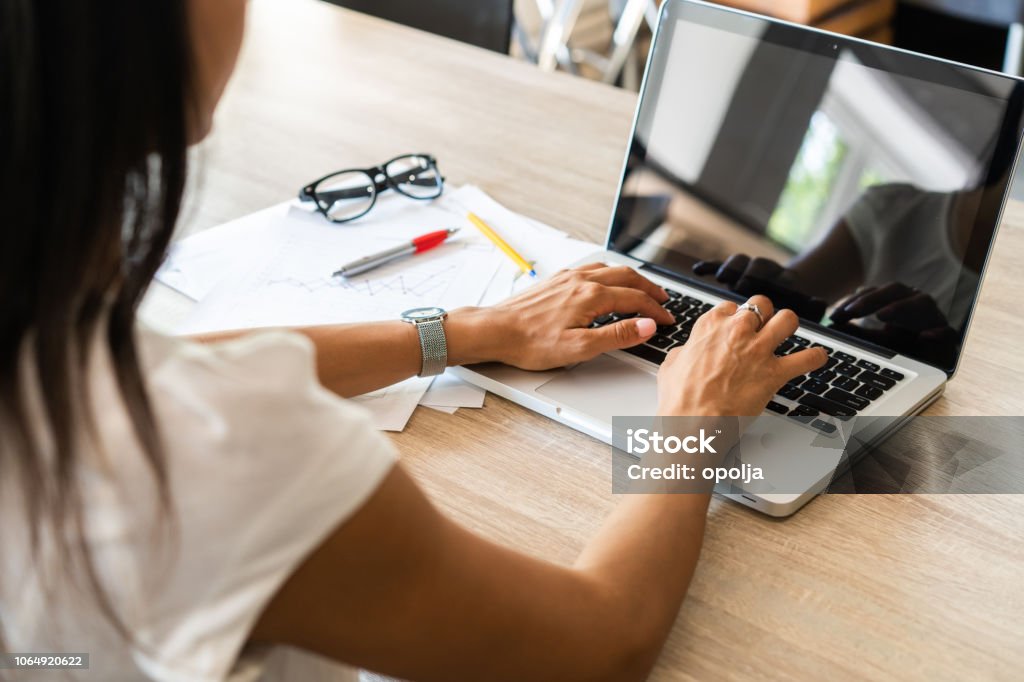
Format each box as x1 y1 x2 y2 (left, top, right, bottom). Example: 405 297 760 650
528 0 898 88
324 0 1024 82
526 0 654 87
323 0 1024 201
523 0 1024 88
324 0 515 53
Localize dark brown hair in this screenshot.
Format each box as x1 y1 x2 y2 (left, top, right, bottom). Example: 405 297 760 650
0 0 194 643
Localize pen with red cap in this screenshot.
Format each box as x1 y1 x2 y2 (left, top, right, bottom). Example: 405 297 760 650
332 228 459 278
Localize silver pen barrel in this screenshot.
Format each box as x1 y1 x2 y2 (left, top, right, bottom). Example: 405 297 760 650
334 243 417 277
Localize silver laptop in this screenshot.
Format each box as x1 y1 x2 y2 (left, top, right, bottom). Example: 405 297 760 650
454 0 1024 516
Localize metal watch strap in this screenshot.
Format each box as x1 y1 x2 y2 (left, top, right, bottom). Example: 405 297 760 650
414 317 448 377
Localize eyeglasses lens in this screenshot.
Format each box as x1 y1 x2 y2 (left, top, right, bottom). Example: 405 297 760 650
316 171 376 222
385 156 443 199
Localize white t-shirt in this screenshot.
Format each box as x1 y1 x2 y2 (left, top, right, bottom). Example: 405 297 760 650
0 327 396 681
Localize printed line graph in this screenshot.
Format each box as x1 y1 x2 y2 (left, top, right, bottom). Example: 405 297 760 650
266 262 461 300
179 223 506 333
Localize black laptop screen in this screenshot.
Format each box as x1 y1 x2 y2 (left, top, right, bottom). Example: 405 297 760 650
608 1 1024 373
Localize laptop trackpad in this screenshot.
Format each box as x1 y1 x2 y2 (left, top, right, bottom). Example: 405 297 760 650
536 354 658 423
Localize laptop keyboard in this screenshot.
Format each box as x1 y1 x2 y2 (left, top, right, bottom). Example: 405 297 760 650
594 288 906 433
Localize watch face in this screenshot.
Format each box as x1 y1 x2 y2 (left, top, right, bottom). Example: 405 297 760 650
402 306 446 321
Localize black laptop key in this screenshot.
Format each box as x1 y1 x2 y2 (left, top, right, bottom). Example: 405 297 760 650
833 351 856 363
823 388 870 411
856 359 881 372
667 289 682 299
811 419 837 434
616 312 638 320
775 340 795 356
670 328 690 343
823 356 839 370
789 336 810 347
593 314 615 326
859 371 896 391
811 343 833 354
880 368 905 381
647 334 676 350
832 376 860 392
766 400 789 415
624 344 666 365
810 368 837 383
682 296 702 307
835 362 860 378
798 394 856 420
802 378 829 395
855 384 884 401
786 375 804 387
698 303 713 314
778 384 804 401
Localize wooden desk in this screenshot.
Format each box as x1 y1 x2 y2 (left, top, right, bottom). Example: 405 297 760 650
162 0 1024 678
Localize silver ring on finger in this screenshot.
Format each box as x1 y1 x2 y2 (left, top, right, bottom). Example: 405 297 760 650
736 302 765 331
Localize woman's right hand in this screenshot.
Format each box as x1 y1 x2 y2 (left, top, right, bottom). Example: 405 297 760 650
657 295 828 417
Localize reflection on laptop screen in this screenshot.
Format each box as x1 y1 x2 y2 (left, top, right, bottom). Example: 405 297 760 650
609 2 1024 372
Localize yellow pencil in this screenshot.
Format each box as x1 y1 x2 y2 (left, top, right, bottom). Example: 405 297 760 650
467 212 537 278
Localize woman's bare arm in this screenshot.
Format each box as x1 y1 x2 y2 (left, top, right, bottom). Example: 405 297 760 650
196 314 485 397
251 465 711 682
193 265 677 397
250 296 826 681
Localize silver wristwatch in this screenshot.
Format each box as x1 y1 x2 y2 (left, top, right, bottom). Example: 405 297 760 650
401 307 449 377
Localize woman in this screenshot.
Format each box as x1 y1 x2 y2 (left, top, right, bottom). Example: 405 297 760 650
0 1 825 680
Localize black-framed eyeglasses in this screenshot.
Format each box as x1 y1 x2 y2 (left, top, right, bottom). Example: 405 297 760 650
298 153 444 223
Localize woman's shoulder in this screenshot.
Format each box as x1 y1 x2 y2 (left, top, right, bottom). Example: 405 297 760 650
139 325 317 385
117 327 396 681
133 325 393 469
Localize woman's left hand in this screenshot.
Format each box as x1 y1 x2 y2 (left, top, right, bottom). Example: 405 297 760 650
446 263 676 371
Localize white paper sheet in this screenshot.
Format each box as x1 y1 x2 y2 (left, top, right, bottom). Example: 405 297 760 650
159 185 598 431
157 185 600 309
422 404 459 415
176 190 506 334
157 204 285 301
351 376 433 432
439 186 599 306
420 373 486 409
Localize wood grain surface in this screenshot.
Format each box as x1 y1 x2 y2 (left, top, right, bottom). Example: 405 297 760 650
167 1 1024 678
